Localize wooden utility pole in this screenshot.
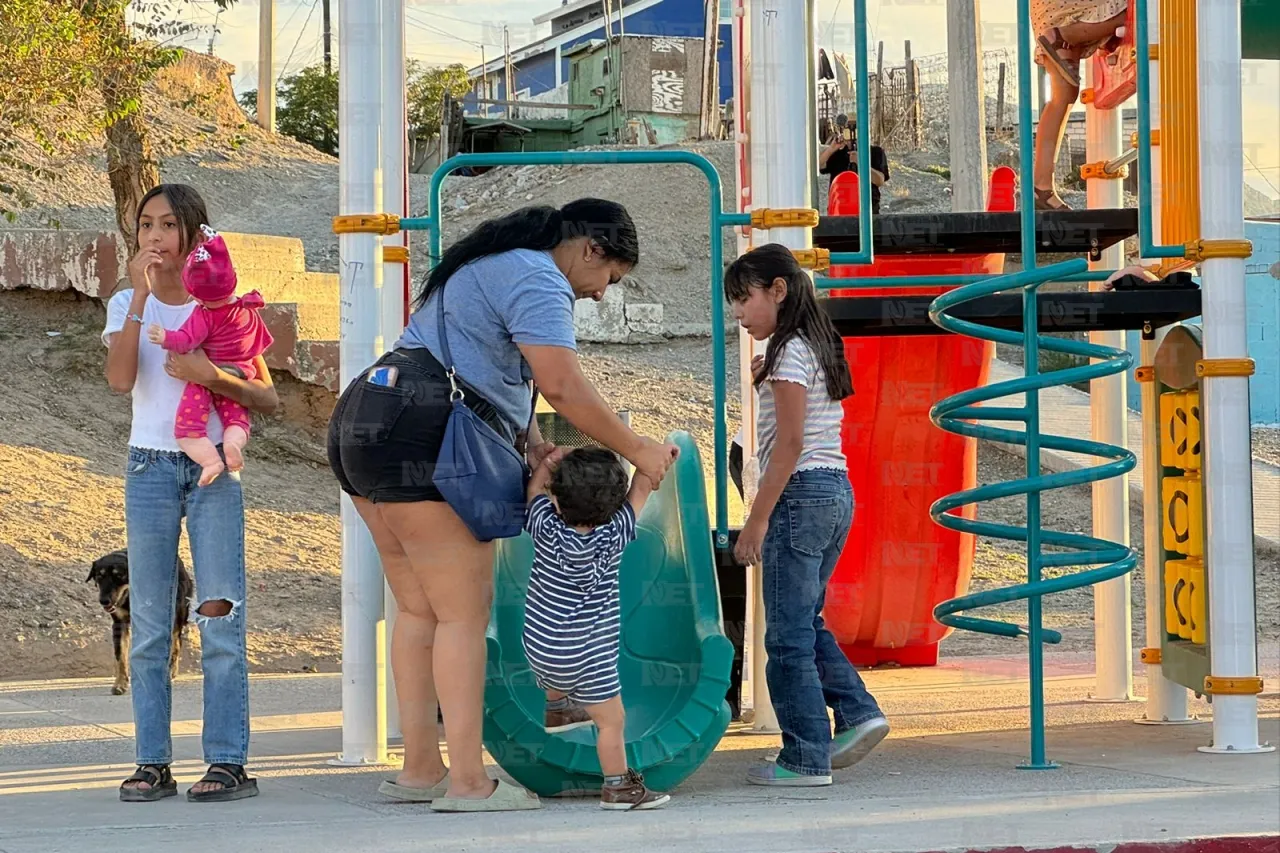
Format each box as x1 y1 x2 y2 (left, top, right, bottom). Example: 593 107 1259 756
699 0 719 138
874 41 884 141
323 0 332 75
503 26 514 118
258 0 275 131
946 0 988 211
905 40 922 149
614 0 624 116
996 61 1007 134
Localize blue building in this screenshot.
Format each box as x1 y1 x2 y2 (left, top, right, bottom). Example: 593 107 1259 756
465 0 733 115
1123 218 1280 425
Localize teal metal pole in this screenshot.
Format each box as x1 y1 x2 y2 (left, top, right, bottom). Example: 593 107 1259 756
849 0 874 265
1014 0 1052 770
710 203 729 549
813 270 1116 289
424 150 733 547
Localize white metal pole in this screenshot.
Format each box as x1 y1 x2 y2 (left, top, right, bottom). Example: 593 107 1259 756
379 0 407 745
335 0 388 767
745 0 816 734
731 0 759 717
258 0 275 132
1134 0 1191 725
743 0 775 733
1194 0 1270 755
1084 62 1133 703
945 0 988 211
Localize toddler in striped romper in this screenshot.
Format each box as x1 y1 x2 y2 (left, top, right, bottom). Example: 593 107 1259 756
522 446 670 811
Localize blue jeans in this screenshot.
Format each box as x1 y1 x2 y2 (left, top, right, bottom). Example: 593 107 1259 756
763 468 883 776
125 447 250 766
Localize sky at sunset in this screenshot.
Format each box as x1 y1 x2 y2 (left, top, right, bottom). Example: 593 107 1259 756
167 0 1278 199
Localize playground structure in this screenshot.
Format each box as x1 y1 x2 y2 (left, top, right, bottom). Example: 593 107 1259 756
329 0 1271 786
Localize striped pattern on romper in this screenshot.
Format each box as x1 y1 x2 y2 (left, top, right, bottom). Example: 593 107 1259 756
522 495 638 704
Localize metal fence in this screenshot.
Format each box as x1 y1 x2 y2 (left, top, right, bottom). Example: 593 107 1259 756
822 46 1031 153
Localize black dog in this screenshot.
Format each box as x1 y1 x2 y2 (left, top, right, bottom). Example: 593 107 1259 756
86 550 193 696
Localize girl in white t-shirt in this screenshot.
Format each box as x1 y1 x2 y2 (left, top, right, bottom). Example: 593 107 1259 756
102 184 277 804
724 243 889 788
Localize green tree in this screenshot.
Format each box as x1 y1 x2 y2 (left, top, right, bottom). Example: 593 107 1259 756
0 0 233 240
240 60 470 157
0 1 112 220
407 61 472 141
241 65 338 157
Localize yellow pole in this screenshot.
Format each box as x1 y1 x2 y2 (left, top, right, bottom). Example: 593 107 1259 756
1158 0 1199 274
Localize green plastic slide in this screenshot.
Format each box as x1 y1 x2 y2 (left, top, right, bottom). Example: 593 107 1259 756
482 430 735 797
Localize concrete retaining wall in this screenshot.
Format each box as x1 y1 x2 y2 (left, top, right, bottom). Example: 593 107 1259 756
0 230 127 300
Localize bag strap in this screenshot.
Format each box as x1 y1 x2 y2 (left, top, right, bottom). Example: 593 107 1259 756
435 288 464 402
438 284 543 429
434 287 454 369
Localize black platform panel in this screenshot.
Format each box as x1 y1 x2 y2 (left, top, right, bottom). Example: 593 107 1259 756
823 287 1202 337
813 209 1141 258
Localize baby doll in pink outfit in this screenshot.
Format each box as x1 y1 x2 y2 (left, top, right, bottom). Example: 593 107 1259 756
148 226 274 486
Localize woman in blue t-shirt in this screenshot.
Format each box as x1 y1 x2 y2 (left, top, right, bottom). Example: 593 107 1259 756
327 198 678 813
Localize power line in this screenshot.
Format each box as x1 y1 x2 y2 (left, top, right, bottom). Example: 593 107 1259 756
275 0 309 42
405 9 503 48
278 0 321 85
1244 152 1279 197
412 7 507 28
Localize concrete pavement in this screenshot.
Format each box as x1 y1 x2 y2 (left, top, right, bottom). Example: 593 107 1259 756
2 652 1276 853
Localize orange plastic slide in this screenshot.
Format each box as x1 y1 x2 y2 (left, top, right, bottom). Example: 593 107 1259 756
822 166 1015 666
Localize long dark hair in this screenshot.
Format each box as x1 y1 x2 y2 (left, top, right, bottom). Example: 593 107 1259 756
134 184 210 257
724 243 854 401
413 198 640 311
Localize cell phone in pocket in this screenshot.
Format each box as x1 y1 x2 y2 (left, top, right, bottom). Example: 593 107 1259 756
367 365 399 387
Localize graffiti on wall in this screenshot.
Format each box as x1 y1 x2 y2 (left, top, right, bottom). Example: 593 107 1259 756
650 37 686 54
651 70 685 113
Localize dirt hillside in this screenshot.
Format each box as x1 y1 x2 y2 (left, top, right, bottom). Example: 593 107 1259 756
2 288 1277 682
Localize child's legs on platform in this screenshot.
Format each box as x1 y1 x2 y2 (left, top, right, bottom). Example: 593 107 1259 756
582 695 626 777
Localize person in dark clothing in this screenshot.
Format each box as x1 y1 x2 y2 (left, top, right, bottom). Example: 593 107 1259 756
819 116 889 213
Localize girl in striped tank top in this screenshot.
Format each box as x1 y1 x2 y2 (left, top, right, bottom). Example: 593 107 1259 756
522 446 671 810
726 244 890 788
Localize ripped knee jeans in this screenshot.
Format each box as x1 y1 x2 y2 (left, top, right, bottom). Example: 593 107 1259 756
125 446 251 766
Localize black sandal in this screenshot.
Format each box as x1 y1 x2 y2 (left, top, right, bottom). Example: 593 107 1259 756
186 763 259 803
119 764 178 802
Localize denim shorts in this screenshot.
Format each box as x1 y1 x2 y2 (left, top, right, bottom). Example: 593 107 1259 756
326 347 520 503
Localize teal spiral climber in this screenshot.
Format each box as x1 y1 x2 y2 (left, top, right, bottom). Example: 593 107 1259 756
927 257 1139 768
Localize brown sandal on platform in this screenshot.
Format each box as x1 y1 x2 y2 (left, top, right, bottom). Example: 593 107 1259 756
1035 187 1071 211
1037 28 1081 88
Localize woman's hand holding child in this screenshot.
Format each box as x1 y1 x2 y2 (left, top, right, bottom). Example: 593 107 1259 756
631 438 679 487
